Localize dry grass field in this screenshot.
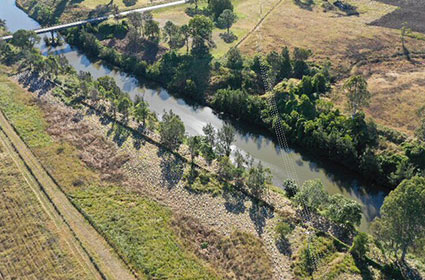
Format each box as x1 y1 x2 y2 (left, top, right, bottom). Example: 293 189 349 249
0 142 92 279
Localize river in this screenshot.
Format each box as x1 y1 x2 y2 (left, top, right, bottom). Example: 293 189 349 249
0 0 388 231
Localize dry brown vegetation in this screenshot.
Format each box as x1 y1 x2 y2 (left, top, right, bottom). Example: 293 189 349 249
0 141 92 280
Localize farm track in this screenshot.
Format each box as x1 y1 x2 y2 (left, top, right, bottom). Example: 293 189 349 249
0 108 136 280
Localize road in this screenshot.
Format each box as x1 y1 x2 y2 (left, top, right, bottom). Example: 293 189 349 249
0 108 137 280
0 0 187 41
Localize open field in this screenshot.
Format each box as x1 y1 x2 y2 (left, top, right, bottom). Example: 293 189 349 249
152 0 281 57
0 129 94 279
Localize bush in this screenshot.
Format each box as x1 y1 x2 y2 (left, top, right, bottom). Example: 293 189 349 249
123 0 137 6
350 232 369 260
282 179 298 198
275 220 293 240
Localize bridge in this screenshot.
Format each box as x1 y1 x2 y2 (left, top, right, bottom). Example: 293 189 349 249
0 0 187 41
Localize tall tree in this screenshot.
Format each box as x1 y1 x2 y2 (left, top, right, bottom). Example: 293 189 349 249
343 75 371 117
134 98 149 126
226 47 243 70
371 176 425 262
128 12 143 34
217 123 235 157
11 30 40 49
180 24 190 54
188 15 214 54
246 161 271 197
325 194 362 229
294 179 328 211
144 20 160 41
187 135 202 163
208 0 233 19
218 9 237 34
141 11 153 37
163 21 184 50
159 110 186 151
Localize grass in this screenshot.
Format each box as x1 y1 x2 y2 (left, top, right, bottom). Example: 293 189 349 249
0 68 218 279
0 139 91 279
70 186 219 279
152 0 281 58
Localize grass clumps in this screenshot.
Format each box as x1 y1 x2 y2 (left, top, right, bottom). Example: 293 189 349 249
70 186 219 279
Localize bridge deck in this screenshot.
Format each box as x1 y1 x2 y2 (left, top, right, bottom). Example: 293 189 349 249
0 0 186 41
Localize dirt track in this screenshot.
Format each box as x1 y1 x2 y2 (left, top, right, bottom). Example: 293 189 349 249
0 108 136 280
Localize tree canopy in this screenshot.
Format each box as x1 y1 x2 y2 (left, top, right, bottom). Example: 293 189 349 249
372 176 425 262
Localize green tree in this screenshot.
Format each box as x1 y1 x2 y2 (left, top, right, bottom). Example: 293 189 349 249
350 232 369 260
294 179 328 211
187 135 202 163
128 12 143 34
217 156 235 180
163 21 184 50
218 9 237 34
188 0 200 11
226 47 243 70
283 179 298 198
372 176 425 262
208 0 233 19
202 123 216 147
325 194 362 229
11 30 40 49
159 110 186 151
141 11 153 37
134 98 149 126
144 20 160 41
343 75 371 117
217 123 236 157
180 24 191 54
246 161 271 197
188 15 214 54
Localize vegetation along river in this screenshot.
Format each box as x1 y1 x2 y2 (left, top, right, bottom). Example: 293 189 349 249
0 0 389 231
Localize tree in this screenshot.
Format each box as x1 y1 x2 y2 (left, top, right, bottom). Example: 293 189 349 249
371 176 425 262
246 161 271 197
343 75 371 117
202 123 216 147
163 21 184 50
208 0 233 19
117 96 132 121
350 232 369 260
325 194 362 229
217 123 236 157
282 179 298 198
180 24 191 54
217 156 235 180
141 11 153 37
294 179 328 211
128 12 143 33
159 110 186 151
134 98 149 127
144 20 160 41
226 47 243 70
218 9 237 34
188 15 214 54
11 30 40 49
416 118 425 142
188 0 200 11
187 136 201 163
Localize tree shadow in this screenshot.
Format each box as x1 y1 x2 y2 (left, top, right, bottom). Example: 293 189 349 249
132 126 146 150
159 151 184 189
276 237 292 257
223 188 246 214
106 124 130 147
353 257 375 280
249 201 274 236
294 0 314 11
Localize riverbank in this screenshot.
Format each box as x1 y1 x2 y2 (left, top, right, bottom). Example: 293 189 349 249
63 23 425 194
